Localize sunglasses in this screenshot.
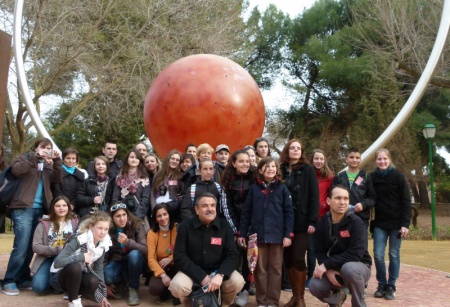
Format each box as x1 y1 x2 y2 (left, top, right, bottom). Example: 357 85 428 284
255 137 268 143
243 145 255 150
110 203 127 212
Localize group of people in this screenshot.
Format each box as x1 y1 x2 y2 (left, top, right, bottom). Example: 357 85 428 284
0 136 411 307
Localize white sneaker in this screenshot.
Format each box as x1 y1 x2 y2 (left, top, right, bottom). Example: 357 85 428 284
68 298 83 307
234 290 249 307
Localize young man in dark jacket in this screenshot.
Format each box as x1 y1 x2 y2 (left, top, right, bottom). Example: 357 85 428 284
170 192 244 305
310 185 372 307
332 148 376 227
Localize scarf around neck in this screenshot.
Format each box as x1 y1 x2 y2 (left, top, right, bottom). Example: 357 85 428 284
376 165 393 177
63 164 76 175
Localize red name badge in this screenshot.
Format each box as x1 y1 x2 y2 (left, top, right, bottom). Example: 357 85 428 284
355 176 363 186
339 230 350 238
211 237 222 245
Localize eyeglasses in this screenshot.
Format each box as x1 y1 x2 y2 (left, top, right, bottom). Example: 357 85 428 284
110 203 127 212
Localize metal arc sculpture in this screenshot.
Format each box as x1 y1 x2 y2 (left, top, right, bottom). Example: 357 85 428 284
12 0 450 156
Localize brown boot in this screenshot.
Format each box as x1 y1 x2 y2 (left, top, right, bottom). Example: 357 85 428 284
295 269 307 307
283 268 307 307
283 268 301 307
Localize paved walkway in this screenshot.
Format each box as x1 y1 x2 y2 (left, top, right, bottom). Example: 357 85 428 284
1 253 449 306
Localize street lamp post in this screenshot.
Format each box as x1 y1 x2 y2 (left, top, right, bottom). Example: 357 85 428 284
422 123 437 240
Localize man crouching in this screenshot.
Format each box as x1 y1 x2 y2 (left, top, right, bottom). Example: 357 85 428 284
310 185 372 307
169 192 244 305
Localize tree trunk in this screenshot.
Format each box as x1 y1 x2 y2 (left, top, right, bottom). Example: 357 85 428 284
418 180 431 209
409 179 420 204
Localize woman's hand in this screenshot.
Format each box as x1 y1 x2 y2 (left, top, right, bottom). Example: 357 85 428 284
399 227 409 238
237 237 246 248
84 252 92 264
307 225 316 235
159 257 172 269
161 274 172 287
107 284 117 298
93 196 103 204
117 233 129 245
282 237 292 247
101 297 112 307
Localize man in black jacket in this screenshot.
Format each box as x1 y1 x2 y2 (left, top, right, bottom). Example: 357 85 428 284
87 140 122 178
310 185 372 307
169 192 244 305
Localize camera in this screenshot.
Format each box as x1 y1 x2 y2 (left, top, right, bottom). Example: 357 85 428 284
397 231 402 239
159 185 167 196
202 284 209 293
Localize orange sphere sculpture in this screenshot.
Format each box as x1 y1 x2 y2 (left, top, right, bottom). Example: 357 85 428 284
144 54 265 157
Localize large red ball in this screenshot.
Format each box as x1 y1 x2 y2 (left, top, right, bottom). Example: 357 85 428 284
144 54 265 157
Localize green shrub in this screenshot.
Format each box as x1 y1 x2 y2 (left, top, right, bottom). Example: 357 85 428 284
436 178 450 203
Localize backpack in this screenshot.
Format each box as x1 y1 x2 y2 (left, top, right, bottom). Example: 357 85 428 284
190 182 222 205
0 166 23 209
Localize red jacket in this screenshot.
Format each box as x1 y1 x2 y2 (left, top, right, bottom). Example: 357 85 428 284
314 168 334 220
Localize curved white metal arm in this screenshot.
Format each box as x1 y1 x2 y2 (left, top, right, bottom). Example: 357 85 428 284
13 0 60 151
360 0 450 167
12 0 450 158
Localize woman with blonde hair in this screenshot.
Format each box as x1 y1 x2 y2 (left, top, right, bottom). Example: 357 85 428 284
50 211 113 307
371 148 411 300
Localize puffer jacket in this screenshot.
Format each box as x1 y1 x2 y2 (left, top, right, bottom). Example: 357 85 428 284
75 177 114 218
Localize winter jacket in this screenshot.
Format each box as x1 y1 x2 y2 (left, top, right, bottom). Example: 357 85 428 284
150 176 184 211
179 178 235 233
9 152 63 211
31 216 79 275
52 231 111 303
111 176 151 219
314 169 334 219
281 163 319 232
239 178 294 243
224 173 255 231
370 168 411 230
174 215 238 284
315 211 372 270
332 169 376 222
75 177 114 218
180 179 222 223
52 168 86 204
104 221 148 264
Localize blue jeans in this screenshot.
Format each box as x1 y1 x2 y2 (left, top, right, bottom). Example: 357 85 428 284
32 257 54 294
104 250 144 290
373 227 402 287
3 208 43 286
